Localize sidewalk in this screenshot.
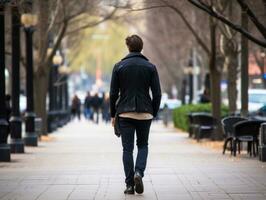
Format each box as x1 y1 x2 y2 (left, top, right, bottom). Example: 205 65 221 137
0 120 266 200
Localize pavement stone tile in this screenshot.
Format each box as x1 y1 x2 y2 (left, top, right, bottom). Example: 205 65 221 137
157 194 193 200
230 193 266 200
0 121 266 200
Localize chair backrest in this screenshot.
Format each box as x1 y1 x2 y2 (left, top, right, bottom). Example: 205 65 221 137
221 116 247 137
192 114 216 126
233 120 265 137
188 112 210 125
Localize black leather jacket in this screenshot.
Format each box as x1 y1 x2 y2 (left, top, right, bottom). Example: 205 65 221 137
110 52 162 118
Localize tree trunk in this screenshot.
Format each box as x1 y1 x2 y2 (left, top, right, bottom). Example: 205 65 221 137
34 0 50 135
209 16 223 140
34 66 49 134
225 53 238 114
241 9 249 116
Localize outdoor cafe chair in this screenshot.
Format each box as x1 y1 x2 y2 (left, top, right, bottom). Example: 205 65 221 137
233 120 264 157
187 112 211 138
221 116 247 155
191 114 218 142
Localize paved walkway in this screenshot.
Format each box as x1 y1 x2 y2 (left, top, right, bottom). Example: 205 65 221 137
0 120 266 200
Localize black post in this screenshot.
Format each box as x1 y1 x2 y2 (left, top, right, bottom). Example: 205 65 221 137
188 73 193 104
240 8 249 117
181 79 187 105
23 27 38 146
49 68 54 111
0 5 10 162
53 64 59 128
65 77 69 110
10 5 24 153
54 65 59 111
188 58 193 104
48 66 55 133
64 75 70 122
59 82 63 111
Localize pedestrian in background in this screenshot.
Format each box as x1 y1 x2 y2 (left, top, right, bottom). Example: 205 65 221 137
110 34 161 195
91 93 101 124
84 92 92 120
102 93 110 123
71 95 81 120
199 88 210 103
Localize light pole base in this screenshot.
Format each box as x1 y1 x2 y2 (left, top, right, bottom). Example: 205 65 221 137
259 145 266 162
24 132 38 146
10 139 24 153
0 144 11 162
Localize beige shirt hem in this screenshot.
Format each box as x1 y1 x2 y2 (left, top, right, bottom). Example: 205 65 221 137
119 112 153 120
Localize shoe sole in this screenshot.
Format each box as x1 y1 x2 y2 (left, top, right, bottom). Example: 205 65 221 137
134 175 144 194
124 191 135 195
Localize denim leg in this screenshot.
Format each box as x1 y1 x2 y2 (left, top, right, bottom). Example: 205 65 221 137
135 120 152 177
120 118 135 186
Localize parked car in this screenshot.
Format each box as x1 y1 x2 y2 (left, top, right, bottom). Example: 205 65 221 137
248 89 266 111
160 98 181 110
236 89 266 112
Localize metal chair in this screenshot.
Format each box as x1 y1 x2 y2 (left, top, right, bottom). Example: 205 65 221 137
192 114 217 142
221 116 247 155
187 112 211 138
233 120 265 157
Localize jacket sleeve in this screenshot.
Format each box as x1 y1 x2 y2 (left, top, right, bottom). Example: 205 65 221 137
151 66 162 117
110 64 119 118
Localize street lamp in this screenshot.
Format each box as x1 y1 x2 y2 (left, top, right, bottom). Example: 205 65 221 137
53 52 63 111
48 52 63 131
58 64 71 126
10 4 24 153
53 53 63 66
21 7 38 146
0 3 11 162
185 58 194 104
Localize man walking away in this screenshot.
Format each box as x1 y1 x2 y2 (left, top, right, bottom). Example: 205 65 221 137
110 35 161 195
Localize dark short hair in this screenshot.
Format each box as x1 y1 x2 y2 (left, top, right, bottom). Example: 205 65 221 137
125 35 143 52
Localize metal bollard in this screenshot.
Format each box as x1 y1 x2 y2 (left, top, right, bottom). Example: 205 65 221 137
35 118 43 137
259 123 266 162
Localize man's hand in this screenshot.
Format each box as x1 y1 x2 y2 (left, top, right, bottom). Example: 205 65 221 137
111 117 115 127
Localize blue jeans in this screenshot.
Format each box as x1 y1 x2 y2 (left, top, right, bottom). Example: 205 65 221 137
84 108 91 119
119 117 152 186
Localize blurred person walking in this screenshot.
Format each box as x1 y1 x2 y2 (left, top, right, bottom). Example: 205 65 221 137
71 95 81 120
110 35 161 195
84 92 92 120
91 93 101 124
102 93 110 123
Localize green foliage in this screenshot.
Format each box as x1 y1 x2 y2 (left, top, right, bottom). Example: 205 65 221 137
68 20 130 75
172 103 229 132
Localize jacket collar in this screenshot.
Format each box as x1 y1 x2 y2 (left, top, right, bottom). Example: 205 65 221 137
121 52 149 61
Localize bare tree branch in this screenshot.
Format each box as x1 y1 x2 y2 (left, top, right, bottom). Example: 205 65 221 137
121 1 211 56
47 0 61 32
236 0 266 39
65 8 117 35
187 0 266 47
47 21 68 65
